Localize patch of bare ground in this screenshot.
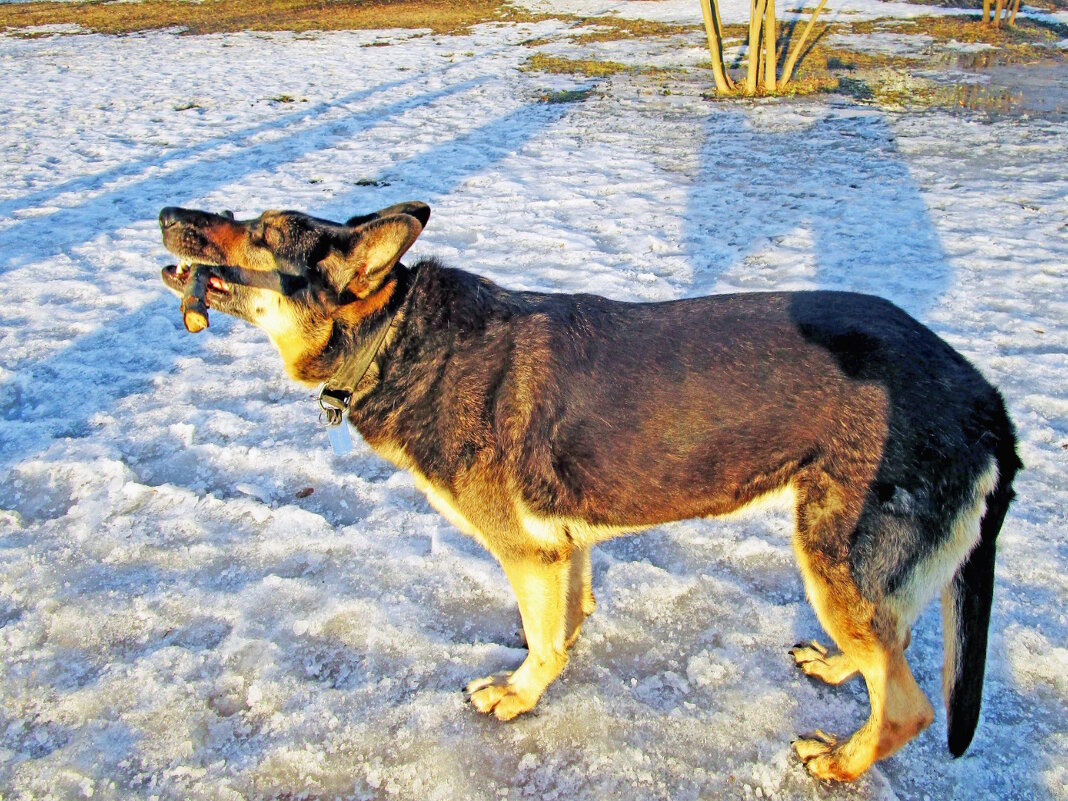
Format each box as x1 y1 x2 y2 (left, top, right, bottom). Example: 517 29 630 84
0 0 545 37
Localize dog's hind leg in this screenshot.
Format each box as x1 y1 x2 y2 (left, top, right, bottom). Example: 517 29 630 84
793 636 933 781
791 473 934 781
466 551 573 720
794 645 935 781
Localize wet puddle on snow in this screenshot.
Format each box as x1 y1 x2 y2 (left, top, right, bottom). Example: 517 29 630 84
930 57 1068 119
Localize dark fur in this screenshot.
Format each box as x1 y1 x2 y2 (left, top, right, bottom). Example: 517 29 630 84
358 262 1008 533
946 456 1017 756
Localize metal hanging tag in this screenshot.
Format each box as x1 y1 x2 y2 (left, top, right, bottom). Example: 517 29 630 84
327 422 353 455
318 386 354 455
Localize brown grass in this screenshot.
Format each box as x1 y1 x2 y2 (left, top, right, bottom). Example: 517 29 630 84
521 16 700 47
522 52 632 78
857 14 1068 43
0 0 541 37
571 17 699 44
537 87 596 103
700 39 929 101
7 1 1063 110
700 13 1066 101
812 45 922 71
719 23 751 41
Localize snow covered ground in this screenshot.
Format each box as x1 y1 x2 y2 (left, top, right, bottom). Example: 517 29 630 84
0 10 1066 801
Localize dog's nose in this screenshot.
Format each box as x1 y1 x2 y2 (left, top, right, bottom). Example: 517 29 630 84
159 207 184 229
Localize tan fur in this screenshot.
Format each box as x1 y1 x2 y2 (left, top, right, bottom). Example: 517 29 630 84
717 483 796 521
264 299 332 379
465 555 573 719
794 645 933 781
375 448 601 717
518 507 648 551
891 461 996 628
565 546 596 648
215 212 284 273
333 277 398 328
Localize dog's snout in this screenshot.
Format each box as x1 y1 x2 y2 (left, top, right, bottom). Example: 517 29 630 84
159 207 185 229
161 206 238 230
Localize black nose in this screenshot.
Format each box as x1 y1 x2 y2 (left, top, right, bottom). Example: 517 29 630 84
159 207 184 229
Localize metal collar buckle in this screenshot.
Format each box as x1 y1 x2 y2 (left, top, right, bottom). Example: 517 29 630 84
318 386 352 427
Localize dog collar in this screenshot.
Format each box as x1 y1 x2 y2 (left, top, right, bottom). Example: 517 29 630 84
317 315 393 426
317 266 414 428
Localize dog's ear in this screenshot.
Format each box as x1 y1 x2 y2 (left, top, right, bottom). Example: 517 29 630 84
316 213 424 297
345 201 430 230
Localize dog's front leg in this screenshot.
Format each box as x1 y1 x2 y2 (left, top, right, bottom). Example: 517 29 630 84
565 545 595 648
466 552 571 720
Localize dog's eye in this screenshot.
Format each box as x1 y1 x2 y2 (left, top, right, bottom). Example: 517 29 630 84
264 226 283 248
249 224 271 247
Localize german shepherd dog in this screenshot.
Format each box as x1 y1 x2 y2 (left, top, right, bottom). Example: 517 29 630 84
159 201 1019 781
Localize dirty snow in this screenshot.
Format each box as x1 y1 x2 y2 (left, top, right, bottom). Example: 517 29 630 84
0 9 1067 801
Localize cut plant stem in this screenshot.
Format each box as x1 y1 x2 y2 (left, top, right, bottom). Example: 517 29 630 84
713 0 734 90
764 0 776 92
780 0 828 88
699 0 732 93
745 0 769 95
757 20 766 88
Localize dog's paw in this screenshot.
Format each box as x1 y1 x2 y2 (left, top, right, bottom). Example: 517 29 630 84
789 640 830 678
793 730 861 782
793 728 836 761
789 639 827 660
581 592 597 618
463 673 536 720
789 640 858 686
794 729 840 779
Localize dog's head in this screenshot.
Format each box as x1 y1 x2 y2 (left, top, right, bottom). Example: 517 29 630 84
160 201 429 382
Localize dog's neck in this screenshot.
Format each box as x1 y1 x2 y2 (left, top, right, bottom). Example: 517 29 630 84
293 263 418 389
341 263 419 391
344 259 532 473
326 290 404 394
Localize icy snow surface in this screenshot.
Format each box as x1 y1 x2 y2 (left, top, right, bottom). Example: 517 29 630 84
1 15 1067 801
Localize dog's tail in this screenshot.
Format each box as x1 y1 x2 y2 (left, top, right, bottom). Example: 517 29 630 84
941 421 1020 757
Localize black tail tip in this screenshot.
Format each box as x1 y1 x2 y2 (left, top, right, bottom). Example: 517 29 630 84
947 723 977 758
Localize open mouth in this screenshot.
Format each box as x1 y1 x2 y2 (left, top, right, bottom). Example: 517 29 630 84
161 260 234 300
